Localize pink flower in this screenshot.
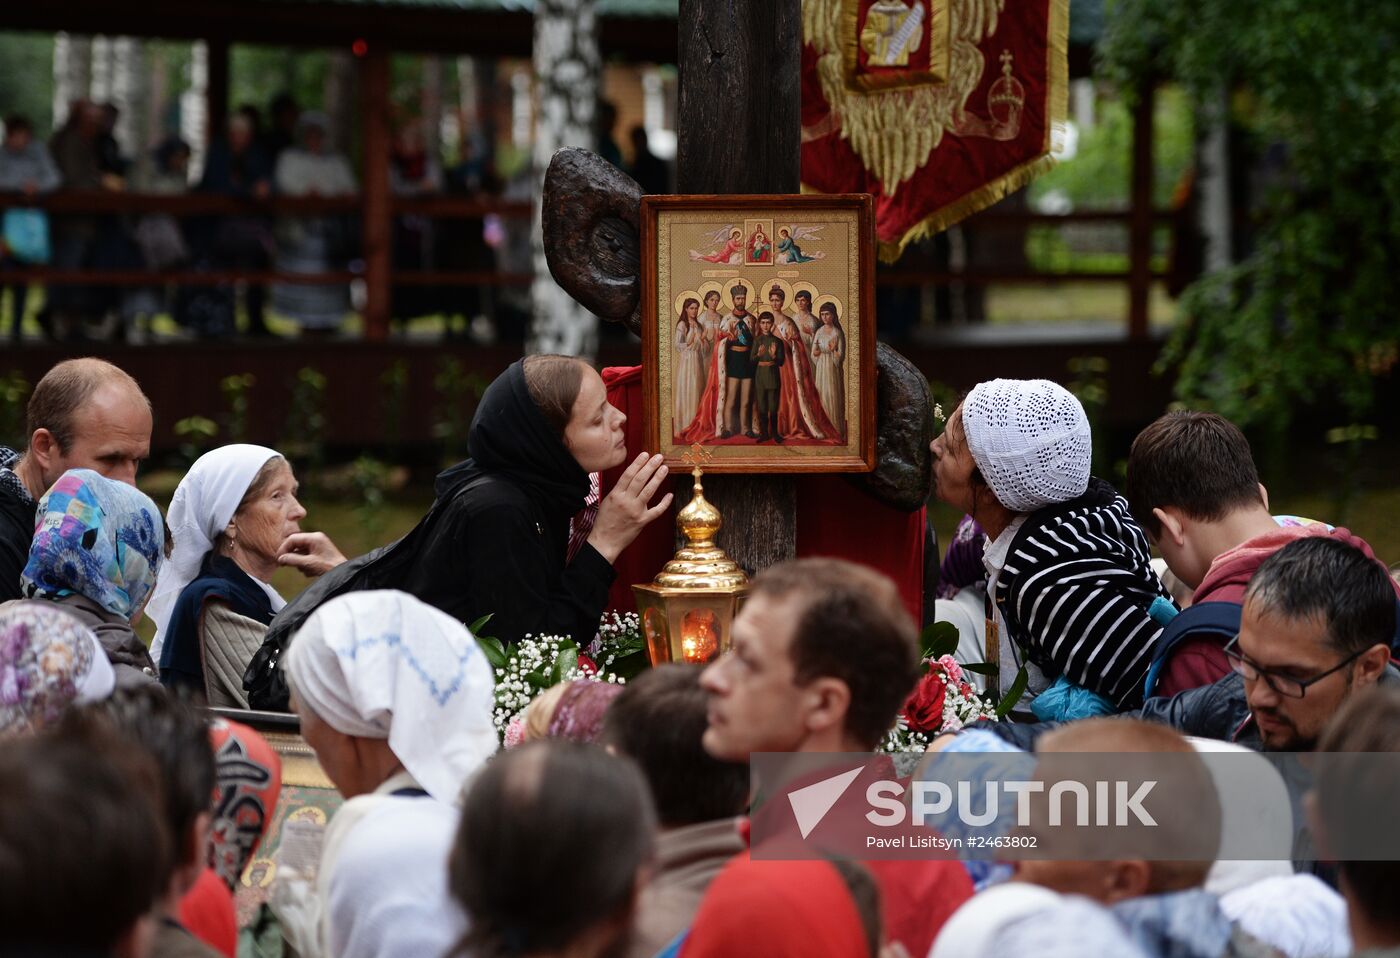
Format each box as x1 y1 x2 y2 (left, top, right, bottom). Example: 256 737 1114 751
503 715 527 748
934 655 965 685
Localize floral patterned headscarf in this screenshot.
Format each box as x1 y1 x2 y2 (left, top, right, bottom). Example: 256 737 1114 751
546 680 624 743
0 600 115 735
21 469 165 620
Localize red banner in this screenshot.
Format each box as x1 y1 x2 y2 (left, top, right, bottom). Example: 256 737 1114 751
801 0 1068 259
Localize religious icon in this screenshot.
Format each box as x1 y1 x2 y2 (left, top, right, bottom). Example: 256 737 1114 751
744 218 775 266
860 0 926 67
836 0 950 95
642 194 876 473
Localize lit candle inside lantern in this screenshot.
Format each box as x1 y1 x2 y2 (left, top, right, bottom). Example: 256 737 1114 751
680 609 720 664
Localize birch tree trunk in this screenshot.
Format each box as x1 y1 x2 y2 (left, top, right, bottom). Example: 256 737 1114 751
111 38 146 160
52 33 92 129
526 0 601 360
1198 85 1233 275
180 42 209 176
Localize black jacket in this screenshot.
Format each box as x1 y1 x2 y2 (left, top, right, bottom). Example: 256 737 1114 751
0 447 34 604
245 361 615 709
981 664 1400 752
995 477 1173 708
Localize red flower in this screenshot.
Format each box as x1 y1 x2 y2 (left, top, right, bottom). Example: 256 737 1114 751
903 670 948 735
577 654 599 675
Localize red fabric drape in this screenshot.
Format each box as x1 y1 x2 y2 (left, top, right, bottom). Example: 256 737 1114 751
600 366 924 622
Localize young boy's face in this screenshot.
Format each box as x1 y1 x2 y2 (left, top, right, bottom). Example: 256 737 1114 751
760 318 774 335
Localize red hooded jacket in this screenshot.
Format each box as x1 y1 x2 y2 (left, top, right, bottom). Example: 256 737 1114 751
1157 525 1400 697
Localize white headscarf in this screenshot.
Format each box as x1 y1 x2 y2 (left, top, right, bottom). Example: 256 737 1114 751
283 590 497 804
147 444 284 662
929 882 1063 958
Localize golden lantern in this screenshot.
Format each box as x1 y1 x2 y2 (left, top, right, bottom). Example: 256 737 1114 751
632 443 750 666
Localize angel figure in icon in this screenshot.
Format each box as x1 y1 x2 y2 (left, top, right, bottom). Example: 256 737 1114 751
689 226 744 264
776 225 827 264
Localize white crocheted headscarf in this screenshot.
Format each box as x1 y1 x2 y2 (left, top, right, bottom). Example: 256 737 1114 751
961 378 1091 513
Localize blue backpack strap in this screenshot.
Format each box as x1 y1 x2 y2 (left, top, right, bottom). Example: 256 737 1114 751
1143 601 1243 699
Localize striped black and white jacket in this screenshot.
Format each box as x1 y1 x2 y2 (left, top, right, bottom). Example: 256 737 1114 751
991 478 1174 709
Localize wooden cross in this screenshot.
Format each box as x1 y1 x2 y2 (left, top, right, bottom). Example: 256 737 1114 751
674 0 802 575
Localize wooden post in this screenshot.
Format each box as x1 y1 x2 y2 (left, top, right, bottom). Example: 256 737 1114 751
207 37 230 144
675 0 801 573
1127 77 1155 341
361 45 392 341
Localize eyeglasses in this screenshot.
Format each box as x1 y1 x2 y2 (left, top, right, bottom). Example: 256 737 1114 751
1223 635 1366 699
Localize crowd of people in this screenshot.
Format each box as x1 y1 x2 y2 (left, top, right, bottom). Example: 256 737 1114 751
1 95 674 345
0 94 511 343
3 355 1400 958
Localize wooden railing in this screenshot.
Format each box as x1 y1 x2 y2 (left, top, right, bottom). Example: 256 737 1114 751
0 190 1171 334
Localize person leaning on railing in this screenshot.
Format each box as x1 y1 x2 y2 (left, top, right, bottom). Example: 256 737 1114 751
0 114 61 344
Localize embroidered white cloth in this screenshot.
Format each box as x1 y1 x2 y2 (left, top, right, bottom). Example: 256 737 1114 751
147 444 284 662
284 590 497 804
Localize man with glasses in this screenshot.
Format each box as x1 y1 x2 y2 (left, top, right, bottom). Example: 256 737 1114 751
980 537 1397 752
1138 536 1396 750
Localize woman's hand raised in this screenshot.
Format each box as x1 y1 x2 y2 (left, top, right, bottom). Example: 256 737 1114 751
277 531 348 578
587 453 673 564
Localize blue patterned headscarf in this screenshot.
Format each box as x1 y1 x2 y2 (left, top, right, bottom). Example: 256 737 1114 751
21 469 165 620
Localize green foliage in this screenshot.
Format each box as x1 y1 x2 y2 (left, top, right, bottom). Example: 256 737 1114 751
1100 0 1400 433
380 359 409 451
1030 86 1195 211
1324 423 1379 523
0 34 55 131
282 367 329 484
174 416 219 467
919 621 960 660
433 358 487 466
349 455 392 542
996 666 1030 719
1067 356 1111 476
220 373 256 443
0 370 31 448
229 46 331 125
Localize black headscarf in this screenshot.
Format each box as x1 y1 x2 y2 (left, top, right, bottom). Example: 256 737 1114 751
435 359 591 523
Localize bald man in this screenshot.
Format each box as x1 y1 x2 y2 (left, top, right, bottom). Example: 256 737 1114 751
0 358 152 601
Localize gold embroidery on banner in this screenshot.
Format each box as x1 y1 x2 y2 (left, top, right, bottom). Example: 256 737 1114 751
804 0 1069 261
842 0 951 92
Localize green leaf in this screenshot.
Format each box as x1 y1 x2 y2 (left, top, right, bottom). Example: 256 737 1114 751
960 662 998 677
996 666 1029 719
919 622 960 660
467 613 494 636
551 647 580 685
476 636 509 671
610 650 651 681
